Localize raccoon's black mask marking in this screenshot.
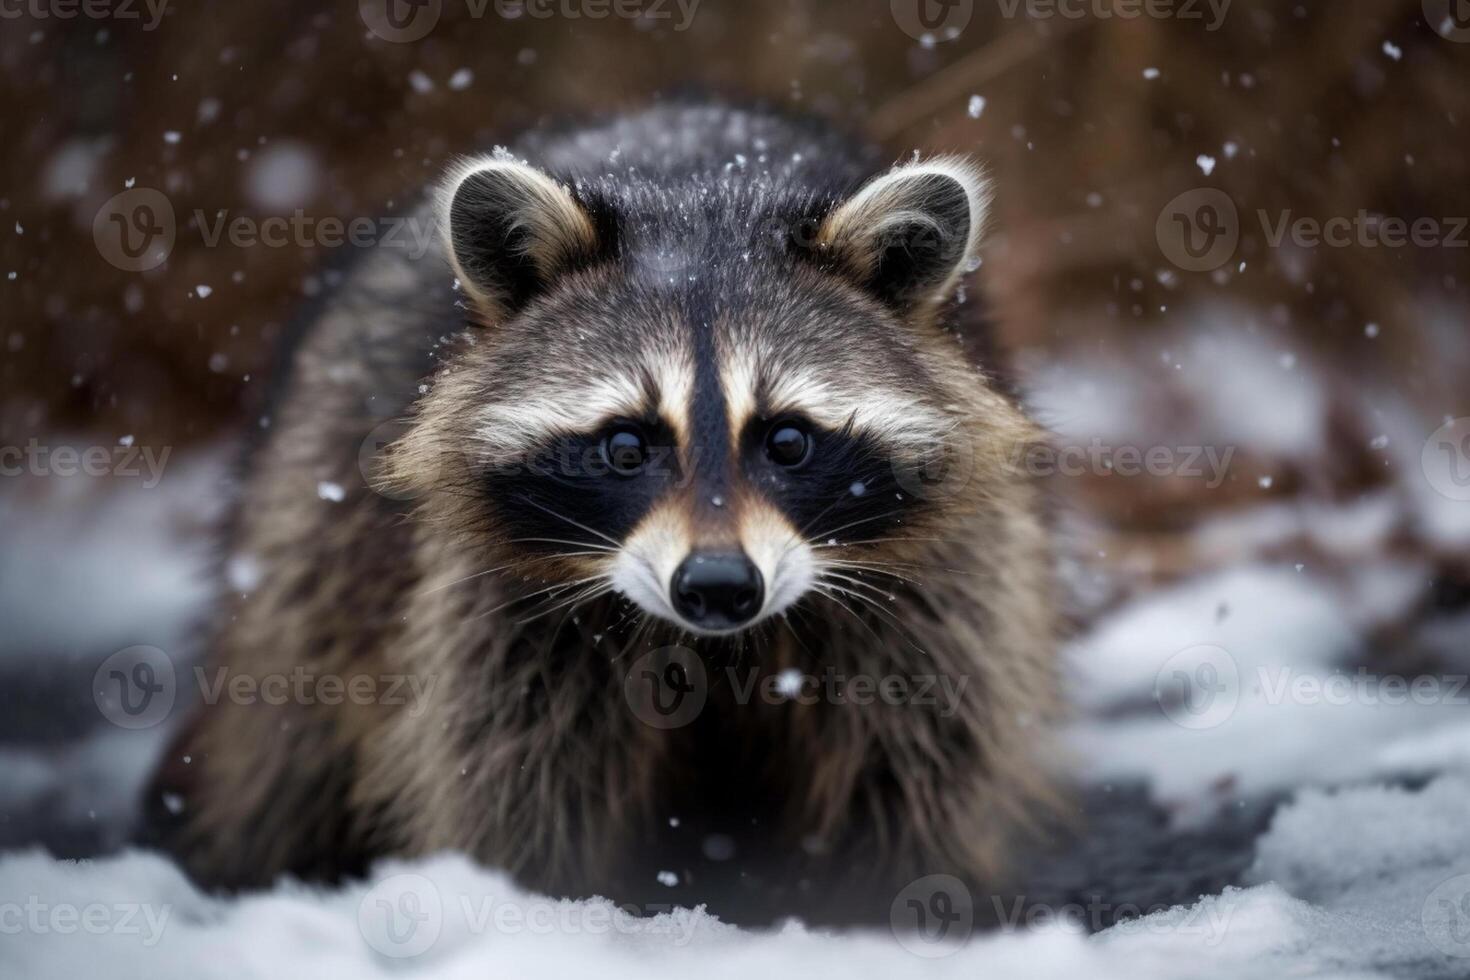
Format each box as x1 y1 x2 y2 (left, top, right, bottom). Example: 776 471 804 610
484 416 684 553
740 417 912 546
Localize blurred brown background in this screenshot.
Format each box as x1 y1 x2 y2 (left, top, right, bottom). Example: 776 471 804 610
1 0 1467 564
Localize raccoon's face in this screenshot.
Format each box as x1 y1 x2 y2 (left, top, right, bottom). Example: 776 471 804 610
403 152 996 637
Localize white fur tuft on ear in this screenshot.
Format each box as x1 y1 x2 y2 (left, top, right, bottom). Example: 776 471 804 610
436 152 599 315
817 155 991 311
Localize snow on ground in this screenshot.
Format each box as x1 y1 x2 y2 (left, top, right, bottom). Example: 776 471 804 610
3 773 1469 979
1064 563 1470 818
0 446 220 663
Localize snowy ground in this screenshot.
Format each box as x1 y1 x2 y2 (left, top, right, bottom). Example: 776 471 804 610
3 318 1470 977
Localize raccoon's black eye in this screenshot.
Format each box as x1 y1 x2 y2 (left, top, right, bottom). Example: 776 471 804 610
765 420 813 468
602 425 648 476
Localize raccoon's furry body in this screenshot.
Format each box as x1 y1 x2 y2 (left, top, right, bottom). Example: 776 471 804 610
146 102 1058 927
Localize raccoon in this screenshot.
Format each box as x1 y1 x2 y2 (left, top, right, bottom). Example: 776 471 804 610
145 102 1059 927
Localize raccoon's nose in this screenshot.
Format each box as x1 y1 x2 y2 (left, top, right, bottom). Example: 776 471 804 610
671 552 765 630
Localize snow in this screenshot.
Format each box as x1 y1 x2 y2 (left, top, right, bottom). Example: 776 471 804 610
7 778 1470 980
1025 310 1330 457
0 450 219 662
244 141 321 211
1065 564 1470 815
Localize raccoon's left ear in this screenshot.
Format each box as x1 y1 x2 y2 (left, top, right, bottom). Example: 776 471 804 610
438 155 603 317
815 156 989 313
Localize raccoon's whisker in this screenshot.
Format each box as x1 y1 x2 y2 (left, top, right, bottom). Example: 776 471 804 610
777 610 817 663
514 495 623 548
823 550 988 579
809 583 888 647
815 576 928 656
811 536 947 549
475 575 606 622
820 571 906 608
821 570 915 604
808 507 910 544
609 610 655 664
513 580 612 628
818 560 923 587
417 552 603 597
505 537 618 553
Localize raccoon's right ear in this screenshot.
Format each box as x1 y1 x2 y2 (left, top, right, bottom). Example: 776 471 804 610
438 156 602 317
815 156 989 314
